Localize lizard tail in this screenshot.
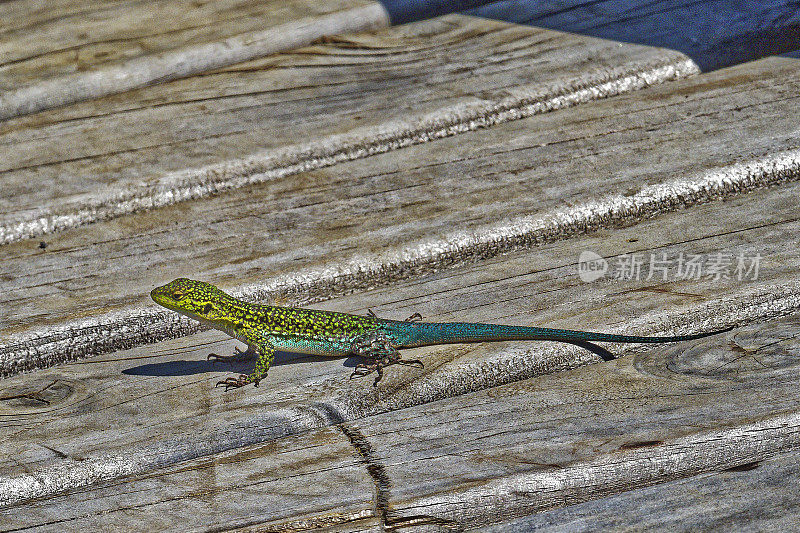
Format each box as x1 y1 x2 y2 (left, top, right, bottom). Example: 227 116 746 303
389 321 731 351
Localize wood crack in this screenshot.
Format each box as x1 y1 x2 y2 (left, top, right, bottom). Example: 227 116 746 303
310 403 460 531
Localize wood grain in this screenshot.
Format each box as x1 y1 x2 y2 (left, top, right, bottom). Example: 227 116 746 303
1 8 799 529
0 14 699 244
1 176 797 527
4 316 798 529
486 449 800 531
2 54 798 374
0 0 386 118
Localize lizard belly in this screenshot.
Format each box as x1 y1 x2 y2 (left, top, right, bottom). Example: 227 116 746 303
269 336 351 357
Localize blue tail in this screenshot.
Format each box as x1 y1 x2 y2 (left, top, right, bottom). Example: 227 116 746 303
383 320 731 361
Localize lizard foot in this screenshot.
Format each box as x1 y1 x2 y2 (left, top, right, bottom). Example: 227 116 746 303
350 361 384 386
350 352 424 386
215 374 258 391
207 346 256 365
366 309 423 322
404 312 423 322
350 330 424 386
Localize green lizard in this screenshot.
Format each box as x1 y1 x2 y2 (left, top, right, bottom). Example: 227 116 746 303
151 278 731 389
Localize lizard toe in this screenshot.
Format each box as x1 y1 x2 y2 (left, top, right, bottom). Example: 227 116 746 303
215 374 251 391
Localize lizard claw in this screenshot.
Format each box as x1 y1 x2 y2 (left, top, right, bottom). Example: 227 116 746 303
350 355 423 386
350 363 375 378
350 330 424 386
350 363 384 387
215 374 252 391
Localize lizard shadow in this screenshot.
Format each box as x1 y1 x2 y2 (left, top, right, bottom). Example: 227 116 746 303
122 350 361 377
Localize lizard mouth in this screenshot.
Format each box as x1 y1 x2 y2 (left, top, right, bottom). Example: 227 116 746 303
150 285 178 310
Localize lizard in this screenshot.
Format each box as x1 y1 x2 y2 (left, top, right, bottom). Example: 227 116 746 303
151 278 731 389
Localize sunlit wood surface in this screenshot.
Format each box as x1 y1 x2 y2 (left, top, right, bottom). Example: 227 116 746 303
1 3 799 531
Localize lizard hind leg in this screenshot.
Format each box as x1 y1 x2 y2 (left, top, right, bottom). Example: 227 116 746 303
350 331 423 386
404 312 423 322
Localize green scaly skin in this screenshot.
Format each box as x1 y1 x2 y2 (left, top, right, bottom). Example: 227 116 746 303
151 278 732 389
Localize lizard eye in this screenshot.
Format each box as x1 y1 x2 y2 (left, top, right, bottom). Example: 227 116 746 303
202 303 213 315
171 290 185 300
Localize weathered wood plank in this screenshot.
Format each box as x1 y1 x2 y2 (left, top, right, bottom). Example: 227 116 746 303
1 176 797 519
0 0 368 87
0 14 699 244
360 319 800 528
2 55 798 374
0 424 378 531
4 312 798 530
0 0 386 119
485 449 800 532
1 4 796 530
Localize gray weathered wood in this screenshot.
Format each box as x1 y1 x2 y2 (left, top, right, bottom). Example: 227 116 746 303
362 317 800 528
0 0 386 119
3 54 798 376
1 176 798 528
1 9 799 530
0 14 699 245
0 0 370 88
4 311 799 530
0 423 378 531
485 449 800 532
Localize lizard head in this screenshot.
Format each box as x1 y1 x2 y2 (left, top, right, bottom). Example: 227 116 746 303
151 278 231 321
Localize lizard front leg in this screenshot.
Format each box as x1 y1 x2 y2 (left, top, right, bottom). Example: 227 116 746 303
216 330 275 391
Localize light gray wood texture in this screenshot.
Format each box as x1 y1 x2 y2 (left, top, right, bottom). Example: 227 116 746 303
0 15 699 245
485 449 800 532
0 0 371 88
0 0 387 120
1 174 799 529
3 52 798 376
1 9 799 532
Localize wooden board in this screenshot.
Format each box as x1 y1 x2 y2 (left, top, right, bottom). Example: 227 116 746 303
0 14 699 245
0 0 373 88
1 174 798 528
0 0 387 119
486 449 800 531
2 9 799 531
358 316 800 528
4 318 799 529
2 54 798 376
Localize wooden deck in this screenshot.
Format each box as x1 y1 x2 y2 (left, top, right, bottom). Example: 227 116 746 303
1 2 799 531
